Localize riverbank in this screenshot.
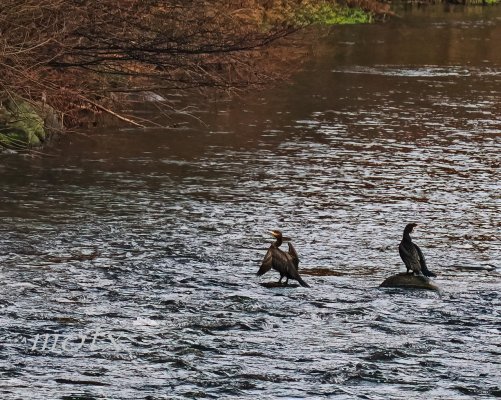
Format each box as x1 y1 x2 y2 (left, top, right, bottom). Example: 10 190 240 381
0 0 387 151
1 0 498 151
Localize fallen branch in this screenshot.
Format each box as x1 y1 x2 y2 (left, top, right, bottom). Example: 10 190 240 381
78 96 146 128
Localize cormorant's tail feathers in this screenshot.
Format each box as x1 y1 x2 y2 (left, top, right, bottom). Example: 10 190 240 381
296 276 310 288
420 262 436 278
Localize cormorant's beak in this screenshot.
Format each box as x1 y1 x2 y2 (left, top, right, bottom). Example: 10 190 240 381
269 230 278 237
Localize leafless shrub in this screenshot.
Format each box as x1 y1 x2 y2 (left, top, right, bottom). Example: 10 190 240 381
0 0 385 127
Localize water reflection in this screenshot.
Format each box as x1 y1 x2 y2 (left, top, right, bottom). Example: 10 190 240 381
1 5 500 400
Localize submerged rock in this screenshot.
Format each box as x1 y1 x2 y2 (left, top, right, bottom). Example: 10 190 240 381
380 272 440 291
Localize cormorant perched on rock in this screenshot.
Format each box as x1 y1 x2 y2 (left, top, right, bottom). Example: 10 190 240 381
399 223 436 277
257 230 310 287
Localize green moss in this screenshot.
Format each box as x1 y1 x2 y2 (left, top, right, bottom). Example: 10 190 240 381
405 0 500 4
9 118 44 144
0 128 31 149
458 0 499 3
294 3 373 26
0 99 46 149
7 100 46 141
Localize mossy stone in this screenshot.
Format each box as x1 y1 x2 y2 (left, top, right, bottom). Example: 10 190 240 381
1 99 46 148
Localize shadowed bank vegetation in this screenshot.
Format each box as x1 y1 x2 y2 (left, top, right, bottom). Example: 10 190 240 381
0 0 389 148
407 0 498 4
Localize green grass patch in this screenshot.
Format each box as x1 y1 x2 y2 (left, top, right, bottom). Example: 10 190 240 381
294 3 373 26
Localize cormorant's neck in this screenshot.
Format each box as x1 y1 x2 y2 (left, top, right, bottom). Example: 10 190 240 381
274 237 283 247
403 231 413 241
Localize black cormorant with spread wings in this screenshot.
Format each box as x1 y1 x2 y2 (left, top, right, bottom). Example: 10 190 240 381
257 230 310 287
399 223 436 277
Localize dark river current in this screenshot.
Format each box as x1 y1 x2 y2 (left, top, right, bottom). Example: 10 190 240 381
1 5 500 400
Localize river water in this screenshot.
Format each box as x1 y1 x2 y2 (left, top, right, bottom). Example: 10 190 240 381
1 5 500 400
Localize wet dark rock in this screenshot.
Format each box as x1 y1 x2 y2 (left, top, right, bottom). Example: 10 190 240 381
54 378 109 386
380 272 440 291
301 267 344 276
448 264 496 272
260 282 300 288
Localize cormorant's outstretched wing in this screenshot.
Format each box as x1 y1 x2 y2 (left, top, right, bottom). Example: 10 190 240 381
287 242 299 270
414 243 436 277
257 245 274 276
257 244 310 287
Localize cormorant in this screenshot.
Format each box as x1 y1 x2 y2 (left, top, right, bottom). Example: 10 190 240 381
399 223 436 277
257 230 310 287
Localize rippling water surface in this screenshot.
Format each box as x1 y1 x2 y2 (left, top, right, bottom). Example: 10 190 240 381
1 5 500 400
